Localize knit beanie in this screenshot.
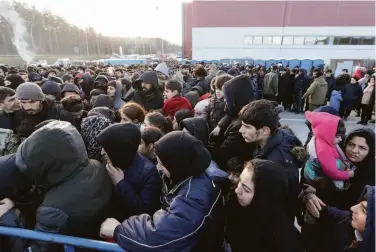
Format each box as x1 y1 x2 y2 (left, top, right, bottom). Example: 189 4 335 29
41 81 62 101
16 82 45 101
61 84 80 97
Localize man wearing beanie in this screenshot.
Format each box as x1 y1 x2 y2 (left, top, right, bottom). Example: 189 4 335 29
13 82 75 138
96 123 161 221
41 80 62 101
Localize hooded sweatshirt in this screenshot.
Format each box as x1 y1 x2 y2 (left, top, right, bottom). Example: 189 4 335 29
180 117 209 146
306 111 350 181
133 71 164 111
163 95 193 118
329 90 343 111
112 80 125 109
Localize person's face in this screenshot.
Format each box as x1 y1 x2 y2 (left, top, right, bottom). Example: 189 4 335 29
107 86 116 97
163 88 177 99
138 140 154 158
228 171 240 186
115 71 122 78
20 73 28 82
90 95 99 104
345 136 370 163
239 121 266 143
350 201 367 232
64 92 79 98
334 134 342 145
370 77 375 84
20 100 43 115
48 72 56 78
85 70 91 75
172 117 179 130
235 168 255 207
78 78 84 84
351 78 357 84
325 72 331 78
141 82 153 92
0 95 20 113
365 74 370 79
258 70 265 77
156 156 170 177
215 88 224 99
341 70 348 75
71 110 83 119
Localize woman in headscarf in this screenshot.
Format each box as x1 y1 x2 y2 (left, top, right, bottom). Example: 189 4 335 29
80 116 112 161
225 159 303 252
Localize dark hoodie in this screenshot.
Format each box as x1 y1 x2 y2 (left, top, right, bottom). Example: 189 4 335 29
180 117 209 146
132 71 164 111
210 75 256 170
3 121 112 251
92 94 113 109
97 123 161 220
225 159 303 252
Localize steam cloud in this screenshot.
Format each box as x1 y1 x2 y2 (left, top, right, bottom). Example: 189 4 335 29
0 1 34 63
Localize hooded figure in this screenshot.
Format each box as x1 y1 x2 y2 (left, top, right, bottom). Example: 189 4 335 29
112 80 125 109
0 121 112 252
225 159 303 252
209 75 255 170
113 131 225 251
96 123 161 220
87 106 116 123
132 71 164 111
5 74 25 90
92 94 113 109
155 62 169 78
180 117 209 146
121 78 134 102
81 116 112 161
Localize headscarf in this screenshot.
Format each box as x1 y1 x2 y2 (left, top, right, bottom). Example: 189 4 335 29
87 106 116 123
80 116 112 161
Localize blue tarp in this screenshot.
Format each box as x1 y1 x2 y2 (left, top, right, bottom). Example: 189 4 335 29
254 59 266 67
220 59 231 64
266 60 277 69
313 59 325 68
276 59 289 67
300 59 313 71
288 59 301 68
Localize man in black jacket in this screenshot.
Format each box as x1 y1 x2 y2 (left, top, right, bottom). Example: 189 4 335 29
0 87 21 130
132 71 164 111
14 82 76 138
0 121 112 252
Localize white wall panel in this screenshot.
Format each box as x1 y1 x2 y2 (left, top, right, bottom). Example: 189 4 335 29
192 27 376 64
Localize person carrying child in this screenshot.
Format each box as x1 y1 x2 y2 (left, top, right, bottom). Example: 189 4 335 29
304 111 355 191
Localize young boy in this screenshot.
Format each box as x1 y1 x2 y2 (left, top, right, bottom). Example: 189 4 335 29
163 80 193 119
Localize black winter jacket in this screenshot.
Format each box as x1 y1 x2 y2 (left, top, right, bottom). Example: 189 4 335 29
0 121 112 252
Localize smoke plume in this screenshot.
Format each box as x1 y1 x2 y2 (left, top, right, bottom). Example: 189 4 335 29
0 1 34 63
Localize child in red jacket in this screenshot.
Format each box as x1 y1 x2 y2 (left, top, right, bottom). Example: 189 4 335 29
163 80 193 119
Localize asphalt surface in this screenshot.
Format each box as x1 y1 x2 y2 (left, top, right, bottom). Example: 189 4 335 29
280 110 375 144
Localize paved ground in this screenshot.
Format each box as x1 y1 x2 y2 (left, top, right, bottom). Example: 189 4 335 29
279 111 375 144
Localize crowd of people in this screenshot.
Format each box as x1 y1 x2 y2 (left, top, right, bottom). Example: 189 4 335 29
0 61 374 252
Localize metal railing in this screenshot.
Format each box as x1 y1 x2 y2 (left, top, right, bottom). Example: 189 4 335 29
0 226 124 251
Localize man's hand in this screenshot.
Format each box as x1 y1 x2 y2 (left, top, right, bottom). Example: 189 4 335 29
304 193 326 218
106 163 124 186
100 218 121 239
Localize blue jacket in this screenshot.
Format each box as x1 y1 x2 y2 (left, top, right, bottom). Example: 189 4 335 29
113 163 226 252
112 153 162 221
329 90 343 111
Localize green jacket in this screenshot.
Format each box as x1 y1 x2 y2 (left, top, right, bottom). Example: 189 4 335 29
0 129 21 156
302 76 328 105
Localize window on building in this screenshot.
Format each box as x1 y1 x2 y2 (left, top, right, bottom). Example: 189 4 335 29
263 36 272 45
361 37 375 45
350 37 361 45
244 36 253 45
253 36 263 45
272 36 282 45
334 37 351 45
293 37 305 45
282 36 294 45
304 37 316 45
315 36 329 45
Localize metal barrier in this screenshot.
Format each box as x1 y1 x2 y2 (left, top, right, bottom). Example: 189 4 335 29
0 226 124 251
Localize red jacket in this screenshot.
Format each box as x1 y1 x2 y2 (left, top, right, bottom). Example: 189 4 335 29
163 95 193 118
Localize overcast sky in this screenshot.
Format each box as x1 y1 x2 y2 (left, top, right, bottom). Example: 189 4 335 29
24 0 191 45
